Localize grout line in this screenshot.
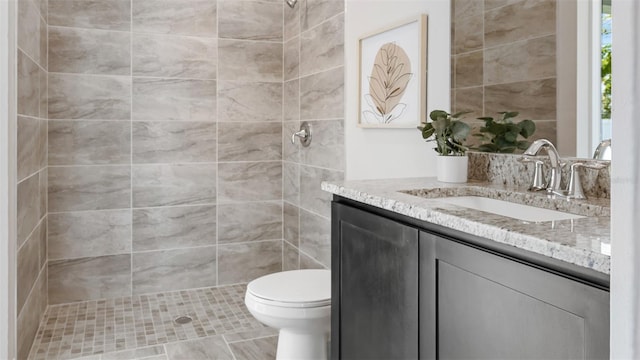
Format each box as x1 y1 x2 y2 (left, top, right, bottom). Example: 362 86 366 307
129 0 134 299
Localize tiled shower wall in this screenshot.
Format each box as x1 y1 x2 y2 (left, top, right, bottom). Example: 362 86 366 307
451 0 557 146
16 0 49 357
282 0 345 270
46 0 285 305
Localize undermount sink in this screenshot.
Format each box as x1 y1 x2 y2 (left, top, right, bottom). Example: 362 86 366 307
436 196 585 222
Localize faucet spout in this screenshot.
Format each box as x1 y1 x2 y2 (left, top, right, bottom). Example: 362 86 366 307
523 139 562 193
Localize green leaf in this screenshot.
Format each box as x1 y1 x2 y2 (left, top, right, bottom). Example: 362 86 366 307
518 119 536 138
451 110 472 119
504 131 518 143
429 110 448 121
499 111 519 121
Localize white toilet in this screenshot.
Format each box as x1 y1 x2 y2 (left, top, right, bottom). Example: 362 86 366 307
245 269 331 360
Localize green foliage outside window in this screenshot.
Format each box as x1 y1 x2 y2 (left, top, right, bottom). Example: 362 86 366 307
601 14 611 119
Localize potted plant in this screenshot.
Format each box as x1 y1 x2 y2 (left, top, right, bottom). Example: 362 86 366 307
418 110 471 183
473 111 536 153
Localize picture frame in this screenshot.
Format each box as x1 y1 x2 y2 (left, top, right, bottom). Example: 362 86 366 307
358 14 428 128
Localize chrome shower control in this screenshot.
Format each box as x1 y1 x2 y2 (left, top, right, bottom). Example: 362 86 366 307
291 122 312 147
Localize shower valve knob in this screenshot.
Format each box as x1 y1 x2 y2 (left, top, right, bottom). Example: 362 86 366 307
291 122 312 147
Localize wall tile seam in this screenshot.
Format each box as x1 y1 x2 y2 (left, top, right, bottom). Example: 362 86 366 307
49 72 220 83
296 64 343 81
299 248 327 268
285 117 343 122
49 243 241 262
297 206 330 222
298 10 344 37
17 162 46 185
16 215 46 255
49 162 223 167
17 47 47 73
217 237 286 247
452 76 557 91
453 32 557 58
298 163 345 174
46 201 288 215
16 260 47 319
217 36 283 44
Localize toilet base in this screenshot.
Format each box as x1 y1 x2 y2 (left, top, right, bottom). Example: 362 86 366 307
276 329 328 360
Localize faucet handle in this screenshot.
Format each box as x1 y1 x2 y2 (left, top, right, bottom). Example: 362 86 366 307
529 160 547 191
566 163 588 200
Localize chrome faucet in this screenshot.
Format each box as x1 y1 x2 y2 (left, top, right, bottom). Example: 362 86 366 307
593 139 611 160
523 139 563 194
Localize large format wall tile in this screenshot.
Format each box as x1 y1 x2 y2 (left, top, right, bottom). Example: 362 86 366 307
218 40 282 82
300 119 344 170
17 51 40 117
18 0 42 65
284 0 300 41
165 336 232 360
218 1 283 41
218 241 281 284
453 14 483 55
48 166 131 212
282 121 300 163
132 78 216 121
284 37 299 81
48 120 131 165
484 78 556 120
49 254 132 304
283 202 299 247
17 173 43 246
132 121 217 164
17 221 44 314
300 252 325 269
17 267 46 360
453 86 483 119
485 0 556 48
132 247 216 294
49 26 131 75
453 0 483 18
283 79 300 121
48 210 132 260
132 34 217 79
218 162 282 202
300 0 344 31
283 241 299 271
17 116 46 181
132 0 217 37
218 122 282 162
454 50 483 88
132 164 216 207
300 13 343 76
300 66 344 120
299 209 330 267
484 35 556 85
217 81 282 122
38 66 47 117
132 205 216 251
49 0 131 31
48 73 131 120
299 165 343 218
218 202 282 244
283 162 299 205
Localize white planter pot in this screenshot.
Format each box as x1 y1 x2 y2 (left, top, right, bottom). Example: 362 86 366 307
436 155 468 183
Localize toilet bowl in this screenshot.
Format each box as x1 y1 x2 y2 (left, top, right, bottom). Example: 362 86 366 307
245 269 331 360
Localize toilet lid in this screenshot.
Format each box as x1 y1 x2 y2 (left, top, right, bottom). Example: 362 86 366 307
247 269 331 307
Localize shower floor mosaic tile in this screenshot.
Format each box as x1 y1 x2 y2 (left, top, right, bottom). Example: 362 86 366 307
28 284 279 360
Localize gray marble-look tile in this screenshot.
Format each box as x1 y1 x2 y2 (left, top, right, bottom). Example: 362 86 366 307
300 119 344 171
453 14 483 55
49 0 131 31
484 35 556 85
218 122 282 162
484 0 556 48
17 220 43 314
284 0 300 41
17 116 46 181
300 66 344 120
39 167 47 218
48 210 132 260
217 81 282 122
218 202 282 244
453 86 483 119
452 0 483 19
48 165 131 212
300 0 344 32
48 254 132 304
454 50 483 88
300 13 343 76
132 246 216 294
18 0 41 65
132 0 217 37
218 162 282 203
282 121 300 163
132 77 216 121
48 73 131 120
17 50 39 117
299 209 330 267
218 240 282 285
223 328 279 343
17 266 46 360
101 345 165 360
132 205 216 251
283 37 299 81
283 202 299 247
17 172 42 247
38 215 47 269
38 66 47 118
228 336 278 360
132 121 217 164
48 26 131 75
283 241 299 271
218 1 283 42
299 165 343 218
164 336 231 360
300 251 325 270
531 120 557 145
283 79 300 121
484 0 521 11
48 120 131 165
132 164 216 207
484 78 556 120
283 162 299 206
132 34 217 79
218 40 282 82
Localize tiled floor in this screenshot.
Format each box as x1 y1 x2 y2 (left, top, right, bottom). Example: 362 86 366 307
28 285 278 360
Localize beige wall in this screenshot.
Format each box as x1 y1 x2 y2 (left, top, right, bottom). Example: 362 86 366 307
451 0 557 148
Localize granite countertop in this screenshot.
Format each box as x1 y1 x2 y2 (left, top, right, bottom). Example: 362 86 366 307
321 177 611 275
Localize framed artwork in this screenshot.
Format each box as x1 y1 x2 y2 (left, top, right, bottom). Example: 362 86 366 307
358 15 428 128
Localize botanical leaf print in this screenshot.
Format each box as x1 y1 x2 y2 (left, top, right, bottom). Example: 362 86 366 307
365 42 412 124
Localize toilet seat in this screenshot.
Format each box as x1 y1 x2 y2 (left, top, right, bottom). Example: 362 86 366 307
246 269 331 308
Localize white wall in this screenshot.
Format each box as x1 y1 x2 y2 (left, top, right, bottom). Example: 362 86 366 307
345 0 451 180
610 0 640 357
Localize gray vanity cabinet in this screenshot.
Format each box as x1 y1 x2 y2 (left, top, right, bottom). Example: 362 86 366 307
332 199 610 360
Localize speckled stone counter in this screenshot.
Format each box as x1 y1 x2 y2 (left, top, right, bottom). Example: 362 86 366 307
321 178 611 275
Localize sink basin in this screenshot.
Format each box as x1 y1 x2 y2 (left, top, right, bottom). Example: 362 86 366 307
436 196 585 222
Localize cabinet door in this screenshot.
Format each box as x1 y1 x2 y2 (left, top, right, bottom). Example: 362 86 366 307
332 203 419 360
421 231 609 360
